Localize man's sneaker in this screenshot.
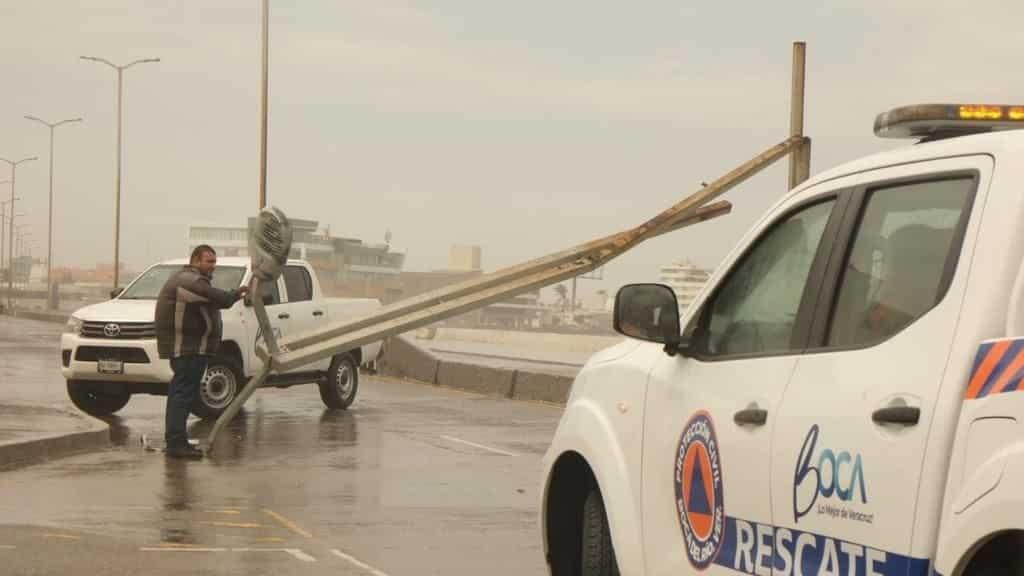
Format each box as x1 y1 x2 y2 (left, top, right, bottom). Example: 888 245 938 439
165 445 204 460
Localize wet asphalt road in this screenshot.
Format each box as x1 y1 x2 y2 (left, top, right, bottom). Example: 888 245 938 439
0 317 563 575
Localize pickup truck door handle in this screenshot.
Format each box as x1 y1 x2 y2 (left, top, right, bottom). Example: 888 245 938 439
277 313 291 320
734 407 768 426
312 310 324 317
872 406 920 425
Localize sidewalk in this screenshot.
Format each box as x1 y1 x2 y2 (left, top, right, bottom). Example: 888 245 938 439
0 314 110 470
0 404 110 471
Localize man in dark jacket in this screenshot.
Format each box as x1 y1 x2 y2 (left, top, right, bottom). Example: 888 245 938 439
155 245 248 459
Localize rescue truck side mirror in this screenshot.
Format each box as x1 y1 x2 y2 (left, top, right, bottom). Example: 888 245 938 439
109 287 123 299
613 283 683 355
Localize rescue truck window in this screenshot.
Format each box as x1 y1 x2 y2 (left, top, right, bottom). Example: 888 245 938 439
696 199 834 357
827 178 973 347
283 266 313 302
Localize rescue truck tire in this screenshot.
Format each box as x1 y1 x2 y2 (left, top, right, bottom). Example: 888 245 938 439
66 380 131 416
320 353 359 410
580 487 620 576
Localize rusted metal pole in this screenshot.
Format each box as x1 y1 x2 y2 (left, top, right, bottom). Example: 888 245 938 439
789 41 810 189
268 136 804 370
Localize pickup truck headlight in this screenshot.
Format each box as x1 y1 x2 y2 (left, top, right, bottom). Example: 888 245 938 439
64 316 83 335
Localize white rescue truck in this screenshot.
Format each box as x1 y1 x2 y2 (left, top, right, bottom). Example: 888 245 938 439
60 257 382 419
540 104 1024 576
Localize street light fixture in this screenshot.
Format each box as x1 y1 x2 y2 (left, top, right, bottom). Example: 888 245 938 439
25 115 82 306
80 55 160 290
1 156 38 310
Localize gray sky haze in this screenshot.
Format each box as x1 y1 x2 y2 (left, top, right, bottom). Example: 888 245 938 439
2 0 1023 298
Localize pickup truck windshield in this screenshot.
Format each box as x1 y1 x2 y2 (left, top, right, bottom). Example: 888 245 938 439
118 265 246 300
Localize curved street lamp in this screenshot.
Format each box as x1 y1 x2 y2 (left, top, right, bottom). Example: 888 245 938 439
80 55 160 289
1 157 38 309
25 115 82 303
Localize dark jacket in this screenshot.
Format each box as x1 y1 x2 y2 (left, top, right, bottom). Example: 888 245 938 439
155 266 243 359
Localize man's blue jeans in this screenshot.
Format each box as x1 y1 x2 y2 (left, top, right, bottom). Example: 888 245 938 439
166 355 208 450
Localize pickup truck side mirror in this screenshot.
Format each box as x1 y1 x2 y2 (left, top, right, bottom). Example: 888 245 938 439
613 283 684 356
110 287 123 299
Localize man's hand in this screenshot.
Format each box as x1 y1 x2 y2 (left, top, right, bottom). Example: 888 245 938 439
237 286 250 298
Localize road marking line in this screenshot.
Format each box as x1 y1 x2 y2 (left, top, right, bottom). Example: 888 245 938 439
440 435 518 457
141 547 227 552
263 508 313 538
253 537 287 543
232 548 316 562
206 509 243 515
200 521 264 529
331 549 390 576
0 545 14 550
42 533 81 540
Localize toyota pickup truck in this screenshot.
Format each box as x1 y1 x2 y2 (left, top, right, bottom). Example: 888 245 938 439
60 257 382 419
541 103 1024 576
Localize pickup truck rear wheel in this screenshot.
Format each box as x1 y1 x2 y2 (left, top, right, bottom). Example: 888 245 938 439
66 380 131 416
191 356 242 420
320 353 359 410
581 487 620 576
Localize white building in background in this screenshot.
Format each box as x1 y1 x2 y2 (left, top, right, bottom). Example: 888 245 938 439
659 260 712 312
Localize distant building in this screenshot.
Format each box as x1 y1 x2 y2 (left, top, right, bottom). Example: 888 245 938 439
187 219 406 293
660 260 712 312
448 245 481 271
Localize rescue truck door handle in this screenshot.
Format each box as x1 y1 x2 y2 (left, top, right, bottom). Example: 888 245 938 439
871 405 920 425
734 407 768 426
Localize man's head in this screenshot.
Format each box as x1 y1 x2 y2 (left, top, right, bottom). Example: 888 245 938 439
190 245 217 276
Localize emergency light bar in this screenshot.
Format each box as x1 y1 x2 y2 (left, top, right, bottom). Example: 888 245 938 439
875 103 1024 141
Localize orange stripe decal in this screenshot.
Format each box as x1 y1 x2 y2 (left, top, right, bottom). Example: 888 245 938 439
966 341 1012 399
991 348 1024 395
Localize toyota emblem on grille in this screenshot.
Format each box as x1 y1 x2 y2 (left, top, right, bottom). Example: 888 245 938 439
103 323 122 338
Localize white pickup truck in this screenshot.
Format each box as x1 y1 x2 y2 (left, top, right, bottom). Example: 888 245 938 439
541 103 1024 576
60 257 383 419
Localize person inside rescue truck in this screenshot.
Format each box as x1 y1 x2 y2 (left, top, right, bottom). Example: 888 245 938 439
862 224 953 336
829 181 966 347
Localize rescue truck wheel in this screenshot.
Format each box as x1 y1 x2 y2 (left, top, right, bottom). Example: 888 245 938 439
66 380 131 416
320 353 359 410
191 356 241 420
581 487 620 576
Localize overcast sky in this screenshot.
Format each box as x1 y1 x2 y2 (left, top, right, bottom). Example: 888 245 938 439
2 0 1022 298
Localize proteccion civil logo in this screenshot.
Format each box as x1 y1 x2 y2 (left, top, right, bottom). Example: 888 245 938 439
674 411 725 571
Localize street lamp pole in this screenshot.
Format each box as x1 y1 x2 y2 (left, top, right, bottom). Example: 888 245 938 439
0 186 12 270
80 56 159 290
1 157 38 310
25 116 82 306
259 0 269 210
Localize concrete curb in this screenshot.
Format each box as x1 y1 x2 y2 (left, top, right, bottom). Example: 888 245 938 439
379 335 576 405
0 419 110 471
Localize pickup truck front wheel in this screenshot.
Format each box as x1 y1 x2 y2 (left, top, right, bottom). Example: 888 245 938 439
191 356 242 420
320 353 359 410
66 380 131 417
